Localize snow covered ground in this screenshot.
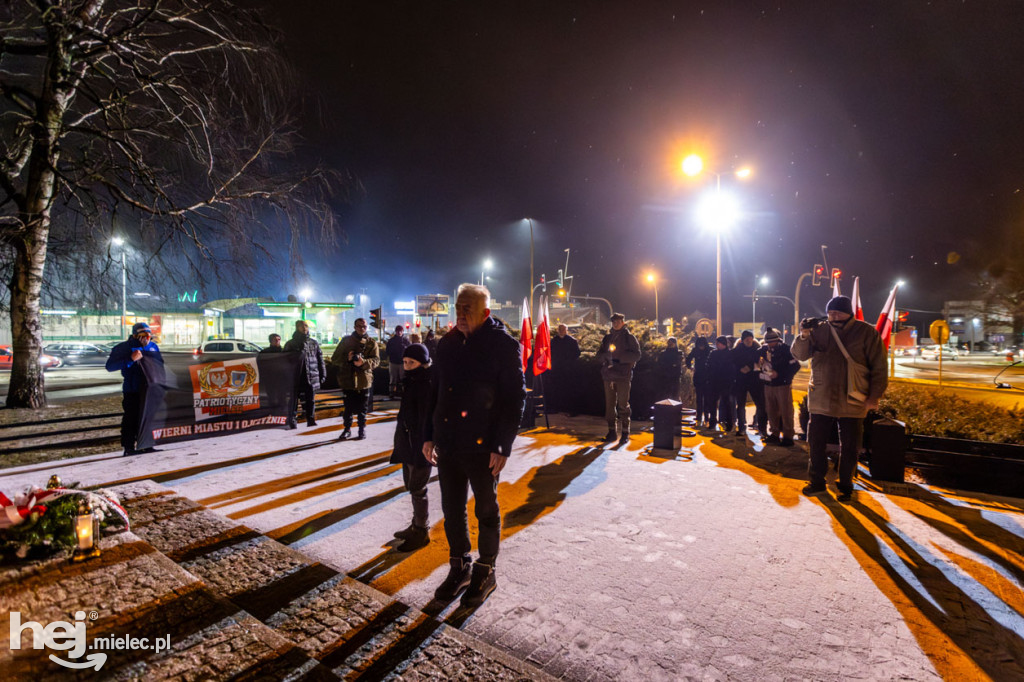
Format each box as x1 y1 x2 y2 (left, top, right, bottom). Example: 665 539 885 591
3 410 1022 681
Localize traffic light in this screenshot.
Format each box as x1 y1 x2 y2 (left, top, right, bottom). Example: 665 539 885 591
812 264 826 286
369 307 383 330
415 319 421 328
540 274 546 292
830 267 842 284
405 323 411 331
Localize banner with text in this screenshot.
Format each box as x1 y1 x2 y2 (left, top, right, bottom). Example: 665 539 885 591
137 352 301 449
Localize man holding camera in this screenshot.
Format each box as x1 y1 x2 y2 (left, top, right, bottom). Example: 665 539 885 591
596 313 642 444
333 318 380 440
792 296 887 502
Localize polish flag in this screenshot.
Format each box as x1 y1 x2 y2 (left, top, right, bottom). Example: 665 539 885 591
852 277 864 321
520 297 532 374
533 296 552 375
875 284 899 350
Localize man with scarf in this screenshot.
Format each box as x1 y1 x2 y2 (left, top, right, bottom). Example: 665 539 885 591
106 322 164 456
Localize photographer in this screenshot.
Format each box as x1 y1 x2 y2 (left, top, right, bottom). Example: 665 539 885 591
333 318 380 440
792 296 887 501
595 313 641 444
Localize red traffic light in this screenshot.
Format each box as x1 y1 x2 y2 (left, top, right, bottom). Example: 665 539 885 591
405 323 411 330
897 310 909 322
831 267 842 281
415 320 421 328
812 264 825 286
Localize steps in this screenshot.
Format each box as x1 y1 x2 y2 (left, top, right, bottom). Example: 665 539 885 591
1 480 552 681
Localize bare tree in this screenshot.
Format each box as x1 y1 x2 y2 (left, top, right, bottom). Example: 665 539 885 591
1 0 342 407
978 248 1024 346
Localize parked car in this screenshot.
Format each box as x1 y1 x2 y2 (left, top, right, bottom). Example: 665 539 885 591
193 338 263 358
0 345 63 370
918 345 959 361
43 341 110 366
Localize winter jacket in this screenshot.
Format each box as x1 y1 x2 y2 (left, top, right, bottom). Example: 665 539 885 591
260 345 283 354
550 334 581 369
706 347 735 393
596 327 642 382
386 334 411 363
425 316 526 458
106 335 163 393
284 331 326 390
686 343 712 386
732 339 762 386
758 342 801 387
332 332 380 391
390 365 433 468
656 347 683 379
792 318 888 418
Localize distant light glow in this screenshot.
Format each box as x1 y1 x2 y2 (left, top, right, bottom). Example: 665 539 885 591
112 237 124 246
483 259 493 270
695 191 741 231
682 154 704 177
735 167 753 179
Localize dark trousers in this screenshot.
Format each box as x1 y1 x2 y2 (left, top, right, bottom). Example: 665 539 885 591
808 414 864 493
343 389 370 428
403 463 432 528
437 452 500 566
121 392 142 451
734 380 767 432
694 381 711 423
603 379 631 432
713 387 735 429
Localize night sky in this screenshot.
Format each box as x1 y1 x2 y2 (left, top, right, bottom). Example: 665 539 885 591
262 1 1024 329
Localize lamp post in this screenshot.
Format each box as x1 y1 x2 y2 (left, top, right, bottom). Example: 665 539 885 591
646 272 659 335
753 275 769 335
525 218 535 319
112 237 127 339
683 155 751 336
481 258 493 287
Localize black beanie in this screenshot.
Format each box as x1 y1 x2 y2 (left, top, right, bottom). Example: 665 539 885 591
402 343 430 366
715 335 728 347
826 295 854 316
741 330 754 340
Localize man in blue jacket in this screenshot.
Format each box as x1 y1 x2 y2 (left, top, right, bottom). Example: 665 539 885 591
423 283 526 608
106 322 163 456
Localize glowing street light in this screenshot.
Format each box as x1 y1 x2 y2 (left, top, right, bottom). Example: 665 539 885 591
683 154 753 335
481 258 493 286
111 237 127 340
523 218 535 319
646 272 660 335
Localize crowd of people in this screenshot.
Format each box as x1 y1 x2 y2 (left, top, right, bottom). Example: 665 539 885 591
108 292 885 605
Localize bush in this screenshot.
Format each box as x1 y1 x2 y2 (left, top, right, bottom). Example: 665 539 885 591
877 383 1024 444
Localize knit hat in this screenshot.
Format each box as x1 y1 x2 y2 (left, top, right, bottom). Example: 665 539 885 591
610 312 625 322
763 327 782 342
715 335 728 347
402 343 430 366
741 330 754 340
826 295 854 316
132 322 152 335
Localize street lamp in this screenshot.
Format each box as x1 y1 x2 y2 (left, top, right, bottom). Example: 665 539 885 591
972 317 981 352
481 258 493 287
753 275 769 335
684 155 752 335
524 218 535 319
646 272 659 335
112 237 127 339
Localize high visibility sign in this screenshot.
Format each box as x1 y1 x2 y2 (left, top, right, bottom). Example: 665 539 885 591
695 318 715 337
929 320 950 344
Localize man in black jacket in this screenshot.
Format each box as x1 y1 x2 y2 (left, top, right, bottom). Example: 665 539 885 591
596 313 642 444
423 284 526 607
548 324 580 413
732 330 767 438
284 320 326 427
758 327 801 446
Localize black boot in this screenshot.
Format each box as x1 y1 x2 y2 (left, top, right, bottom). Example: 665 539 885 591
356 427 366 440
396 525 429 552
603 429 617 442
339 427 351 440
460 561 497 607
393 523 418 539
307 418 317 427
434 557 472 600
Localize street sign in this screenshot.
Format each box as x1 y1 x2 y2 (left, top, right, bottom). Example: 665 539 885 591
929 320 950 344
695 318 715 337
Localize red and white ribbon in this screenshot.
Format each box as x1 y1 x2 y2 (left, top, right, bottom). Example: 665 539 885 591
0 487 130 531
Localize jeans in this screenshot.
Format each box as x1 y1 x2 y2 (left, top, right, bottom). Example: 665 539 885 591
603 379 631 432
437 452 500 565
808 414 864 493
343 389 370 428
403 463 432 528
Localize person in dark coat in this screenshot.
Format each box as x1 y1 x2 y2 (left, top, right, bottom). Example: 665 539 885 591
390 343 434 552
656 337 683 401
105 322 164 456
758 327 802 446
261 333 283 353
686 336 713 428
284 320 326 427
707 335 736 434
596 313 642 444
423 283 526 607
386 325 411 398
732 330 768 438
333 318 380 440
423 328 439 358
548 323 581 413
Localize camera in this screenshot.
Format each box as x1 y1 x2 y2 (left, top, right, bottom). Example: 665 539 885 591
800 316 826 330
349 351 364 364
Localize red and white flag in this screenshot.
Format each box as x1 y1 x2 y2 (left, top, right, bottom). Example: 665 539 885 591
852 277 864 321
832 273 842 299
533 296 552 375
520 297 532 374
875 284 899 350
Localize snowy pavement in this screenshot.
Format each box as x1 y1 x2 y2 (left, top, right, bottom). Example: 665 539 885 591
2 410 1022 681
